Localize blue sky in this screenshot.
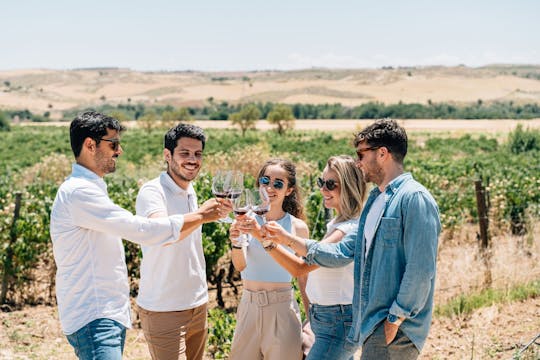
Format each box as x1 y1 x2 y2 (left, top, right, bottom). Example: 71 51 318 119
1 0 538 71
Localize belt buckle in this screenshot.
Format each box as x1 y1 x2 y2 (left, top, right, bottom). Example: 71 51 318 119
256 291 269 306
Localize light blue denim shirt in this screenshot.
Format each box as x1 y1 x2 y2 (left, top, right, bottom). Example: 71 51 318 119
305 172 440 351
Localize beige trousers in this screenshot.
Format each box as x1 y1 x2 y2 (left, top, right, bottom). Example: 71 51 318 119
229 288 303 360
138 303 208 360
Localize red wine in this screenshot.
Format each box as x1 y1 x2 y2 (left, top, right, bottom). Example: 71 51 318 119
228 191 242 200
253 206 269 216
234 209 249 217
213 191 229 198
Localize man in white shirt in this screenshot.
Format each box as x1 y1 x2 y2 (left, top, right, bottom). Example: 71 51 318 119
135 123 217 360
50 111 227 360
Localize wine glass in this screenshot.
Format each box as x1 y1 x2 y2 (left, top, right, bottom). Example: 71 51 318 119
227 171 244 201
251 186 270 224
232 189 251 247
212 170 233 223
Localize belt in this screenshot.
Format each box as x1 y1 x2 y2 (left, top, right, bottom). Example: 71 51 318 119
244 289 293 307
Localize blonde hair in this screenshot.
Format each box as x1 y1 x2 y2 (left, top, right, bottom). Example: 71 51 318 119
325 155 366 223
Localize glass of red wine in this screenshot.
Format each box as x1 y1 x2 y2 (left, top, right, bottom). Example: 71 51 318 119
212 170 243 223
232 189 252 246
251 186 270 224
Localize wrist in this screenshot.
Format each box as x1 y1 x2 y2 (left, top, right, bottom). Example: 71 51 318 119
264 242 277 252
387 314 404 326
232 244 243 249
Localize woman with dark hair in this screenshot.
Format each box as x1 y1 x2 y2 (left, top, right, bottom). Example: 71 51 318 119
229 158 309 360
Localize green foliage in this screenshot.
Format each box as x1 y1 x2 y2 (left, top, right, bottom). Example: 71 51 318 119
508 124 540 153
0 112 10 131
161 108 193 128
229 104 260 136
206 308 236 358
1 125 540 310
266 104 295 135
434 280 540 318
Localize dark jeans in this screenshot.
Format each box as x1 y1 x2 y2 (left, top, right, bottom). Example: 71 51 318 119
361 322 419 360
66 318 126 360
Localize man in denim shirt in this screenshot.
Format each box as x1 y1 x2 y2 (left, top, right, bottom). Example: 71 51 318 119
265 119 440 359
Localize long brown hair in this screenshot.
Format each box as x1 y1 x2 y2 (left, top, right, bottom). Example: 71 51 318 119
257 158 306 221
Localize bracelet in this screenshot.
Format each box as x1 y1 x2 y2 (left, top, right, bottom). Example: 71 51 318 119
232 244 243 249
264 242 277 252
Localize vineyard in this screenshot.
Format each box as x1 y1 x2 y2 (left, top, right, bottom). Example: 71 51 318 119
1 123 539 359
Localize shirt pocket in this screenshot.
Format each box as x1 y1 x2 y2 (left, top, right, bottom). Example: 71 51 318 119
379 217 401 247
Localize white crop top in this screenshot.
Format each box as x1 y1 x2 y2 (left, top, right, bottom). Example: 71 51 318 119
241 213 295 283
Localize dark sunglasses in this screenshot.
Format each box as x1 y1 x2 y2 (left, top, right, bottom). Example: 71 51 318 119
317 177 338 191
259 176 285 190
100 138 121 151
356 146 380 161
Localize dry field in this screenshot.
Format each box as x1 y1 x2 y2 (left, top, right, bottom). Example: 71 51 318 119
1 66 540 116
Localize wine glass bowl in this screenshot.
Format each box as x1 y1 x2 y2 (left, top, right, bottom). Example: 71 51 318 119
251 187 270 224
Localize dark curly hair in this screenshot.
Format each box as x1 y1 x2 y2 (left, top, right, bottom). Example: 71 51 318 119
70 110 125 158
164 123 206 153
257 158 306 221
354 118 408 163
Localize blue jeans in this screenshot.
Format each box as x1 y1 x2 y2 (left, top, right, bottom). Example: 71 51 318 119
361 321 419 360
66 318 126 360
306 304 358 360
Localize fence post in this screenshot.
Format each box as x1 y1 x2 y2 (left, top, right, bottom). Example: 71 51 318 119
1 192 22 304
474 179 492 286
474 180 490 249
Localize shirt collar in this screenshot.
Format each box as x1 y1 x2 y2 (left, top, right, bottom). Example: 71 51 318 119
385 172 412 195
71 163 107 191
367 172 412 198
160 171 195 196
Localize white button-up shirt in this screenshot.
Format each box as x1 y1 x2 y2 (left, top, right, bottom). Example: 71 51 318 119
50 164 184 335
136 172 208 311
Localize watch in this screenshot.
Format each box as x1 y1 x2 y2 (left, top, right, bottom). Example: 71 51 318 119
262 239 274 248
387 314 404 326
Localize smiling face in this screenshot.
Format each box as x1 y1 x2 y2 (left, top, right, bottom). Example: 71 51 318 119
319 168 341 212
260 164 293 210
94 128 122 176
165 137 203 189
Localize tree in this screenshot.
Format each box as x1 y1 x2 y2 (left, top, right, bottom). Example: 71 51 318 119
230 104 260 136
109 111 130 123
161 107 193 128
266 104 295 135
137 111 158 133
0 112 11 132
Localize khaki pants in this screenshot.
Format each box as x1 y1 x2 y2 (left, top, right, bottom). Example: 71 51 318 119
230 288 302 360
138 303 208 360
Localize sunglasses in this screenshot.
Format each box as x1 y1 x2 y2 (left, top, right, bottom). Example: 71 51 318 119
317 177 338 191
100 138 121 151
259 176 285 190
356 146 380 161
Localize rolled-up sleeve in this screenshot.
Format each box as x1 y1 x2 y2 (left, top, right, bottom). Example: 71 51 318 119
70 186 184 246
304 226 357 267
390 191 440 319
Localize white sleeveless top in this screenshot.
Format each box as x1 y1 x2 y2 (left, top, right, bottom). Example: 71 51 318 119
306 218 358 305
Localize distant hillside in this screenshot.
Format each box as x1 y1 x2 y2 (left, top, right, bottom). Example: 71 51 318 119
0 65 539 116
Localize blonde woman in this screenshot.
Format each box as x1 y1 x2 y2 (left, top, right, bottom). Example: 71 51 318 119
229 158 309 360
263 155 366 360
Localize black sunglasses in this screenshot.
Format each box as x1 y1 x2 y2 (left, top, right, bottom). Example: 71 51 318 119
259 176 285 190
317 177 338 191
100 138 121 151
